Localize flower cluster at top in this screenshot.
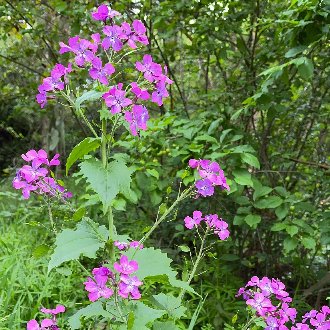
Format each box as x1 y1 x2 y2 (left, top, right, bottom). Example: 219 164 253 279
36 4 173 137
188 159 230 197
12 149 72 200
27 304 65 330
237 276 330 330
84 255 143 302
184 211 230 241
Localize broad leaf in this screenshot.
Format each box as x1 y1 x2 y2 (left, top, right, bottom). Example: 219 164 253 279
153 321 179 330
79 158 133 212
129 301 166 330
301 237 316 250
66 137 101 174
232 169 253 187
244 214 261 228
153 293 186 318
241 153 260 169
48 218 108 272
68 301 113 329
254 196 283 209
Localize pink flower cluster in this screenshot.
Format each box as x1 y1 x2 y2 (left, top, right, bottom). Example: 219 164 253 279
84 255 143 302
27 305 65 330
12 149 72 200
184 211 230 240
237 276 330 329
114 240 144 250
36 4 173 137
188 159 230 197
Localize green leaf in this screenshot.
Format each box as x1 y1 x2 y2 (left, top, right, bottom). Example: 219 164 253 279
219 129 233 143
129 301 166 330
146 169 159 179
195 134 218 144
301 237 316 250
283 237 298 252
153 293 186 318
48 218 108 272
72 207 86 221
233 215 245 226
241 153 260 169
254 196 283 209
125 247 196 294
253 185 273 201
207 118 221 135
275 204 289 220
286 225 299 237
232 169 253 186
271 222 287 232
153 321 179 330
66 137 101 175
32 244 49 258
244 214 262 228
75 90 104 110
298 58 314 80
284 46 307 58
68 301 113 329
79 158 133 212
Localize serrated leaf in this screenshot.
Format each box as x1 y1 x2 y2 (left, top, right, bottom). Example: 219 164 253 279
129 301 166 330
68 301 113 329
124 247 196 294
233 169 253 186
153 293 186 318
301 237 316 250
79 158 133 212
244 214 261 228
153 321 179 330
241 153 260 169
254 196 283 209
48 218 108 272
66 137 101 174
75 90 104 110
253 184 273 201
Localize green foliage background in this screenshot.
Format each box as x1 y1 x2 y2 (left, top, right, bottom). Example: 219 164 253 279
0 0 329 329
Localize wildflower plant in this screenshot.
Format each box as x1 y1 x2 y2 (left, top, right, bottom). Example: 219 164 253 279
11 3 326 330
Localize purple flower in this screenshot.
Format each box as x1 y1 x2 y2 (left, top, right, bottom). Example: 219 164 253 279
103 83 132 114
188 159 200 168
213 219 230 240
102 25 123 51
184 210 203 229
89 57 115 85
195 178 214 197
91 4 121 21
265 316 280 330
246 292 275 316
124 104 149 136
20 165 48 183
36 89 47 108
40 305 65 315
130 241 143 249
151 80 169 106
292 324 311 330
59 36 95 66
135 54 162 82
131 82 150 100
84 270 113 302
113 255 138 275
118 274 143 299
121 20 149 49
279 303 297 323
27 319 57 330
21 149 60 168
114 241 129 250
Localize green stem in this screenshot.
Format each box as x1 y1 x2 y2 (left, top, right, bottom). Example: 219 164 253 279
101 119 107 168
178 227 209 300
242 316 258 330
139 185 194 246
47 201 57 234
108 206 115 262
59 91 98 138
